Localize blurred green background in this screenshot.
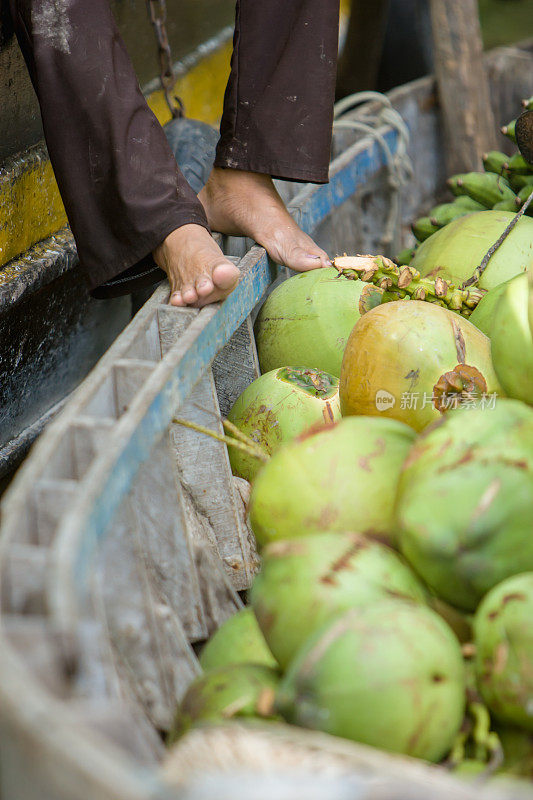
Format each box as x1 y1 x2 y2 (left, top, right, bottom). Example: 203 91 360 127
479 0 533 47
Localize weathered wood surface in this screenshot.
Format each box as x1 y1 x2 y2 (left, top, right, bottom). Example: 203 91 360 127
0 47 531 800
429 0 498 173
160 305 254 589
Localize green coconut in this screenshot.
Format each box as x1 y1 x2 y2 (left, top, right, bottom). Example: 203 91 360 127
339 301 503 432
497 725 533 778
468 277 514 336
411 211 533 290
170 663 279 740
489 273 533 405
227 366 341 481
450 760 489 779
254 268 383 377
199 608 277 672
276 602 465 762
251 532 427 669
248 416 415 549
474 573 533 730
397 400 533 611
428 596 473 644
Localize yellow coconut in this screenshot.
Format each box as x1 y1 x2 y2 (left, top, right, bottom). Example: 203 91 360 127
339 300 502 431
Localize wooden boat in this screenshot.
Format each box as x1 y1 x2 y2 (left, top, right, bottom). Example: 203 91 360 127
0 42 532 800
0 0 248 481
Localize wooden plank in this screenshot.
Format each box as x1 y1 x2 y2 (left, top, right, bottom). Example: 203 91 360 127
113 360 157 418
83 373 120 421
63 699 164 764
0 641 171 800
159 306 254 590
71 418 116 478
232 477 260 579
1 545 48 615
212 315 260 417
191 541 243 637
128 435 207 641
91 499 200 729
122 314 161 362
33 480 79 547
2 616 71 699
429 0 497 173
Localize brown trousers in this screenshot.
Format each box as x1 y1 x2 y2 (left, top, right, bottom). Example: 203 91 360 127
8 0 340 291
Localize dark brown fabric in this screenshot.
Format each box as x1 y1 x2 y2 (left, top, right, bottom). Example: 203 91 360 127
216 0 340 183
7 0 339 290
8 0 209 290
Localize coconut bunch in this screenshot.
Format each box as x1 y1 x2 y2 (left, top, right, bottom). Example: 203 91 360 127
169 532 469 765
400 94 533 262
394 402 533 773
168 402 533 781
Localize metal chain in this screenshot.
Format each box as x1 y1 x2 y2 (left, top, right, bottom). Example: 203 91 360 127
146 0 185 118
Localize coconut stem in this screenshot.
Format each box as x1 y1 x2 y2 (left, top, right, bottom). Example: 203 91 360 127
222 418 258 447
172 417 269 463
469 700 504 772
333 255 486 316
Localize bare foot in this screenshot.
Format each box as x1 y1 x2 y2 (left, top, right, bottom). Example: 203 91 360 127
153 224 240 308
199 168 332 272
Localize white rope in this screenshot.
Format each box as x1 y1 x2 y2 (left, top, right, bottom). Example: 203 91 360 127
333 91 413 255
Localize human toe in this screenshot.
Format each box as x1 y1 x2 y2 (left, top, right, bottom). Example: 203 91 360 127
196 274 215 298
212 261 240 291
181 284 199 304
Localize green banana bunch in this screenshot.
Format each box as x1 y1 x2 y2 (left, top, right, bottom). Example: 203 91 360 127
501 119 517 143
482 150 509 174
428 197 484 228
522 95 533 112
507 153 533 175
447 172 516 208
333 255 485 317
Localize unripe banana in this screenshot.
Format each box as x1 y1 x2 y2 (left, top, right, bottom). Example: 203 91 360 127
492 199 518 212
509 173 533 193
522 95 533 112
411 216 439 242
428 198 484 228
395 247 416 266
482 150 509 174
501 119 517 143
447 172 516 208
507 153 533 176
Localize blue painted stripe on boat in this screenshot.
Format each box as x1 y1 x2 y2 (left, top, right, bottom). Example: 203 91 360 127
70 129 400 587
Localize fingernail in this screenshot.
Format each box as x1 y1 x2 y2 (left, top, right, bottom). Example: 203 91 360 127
325 259 333 266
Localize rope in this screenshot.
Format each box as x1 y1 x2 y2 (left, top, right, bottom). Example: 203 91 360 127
333 92 413 256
